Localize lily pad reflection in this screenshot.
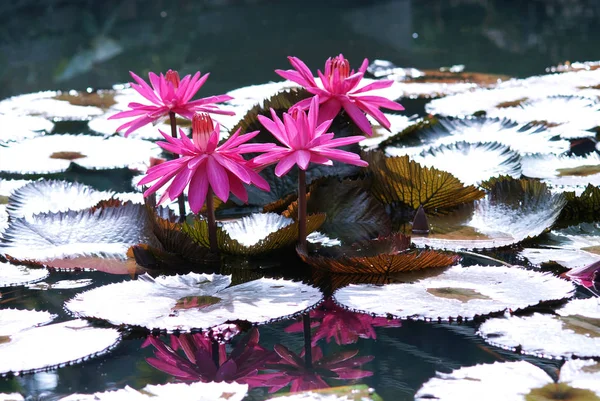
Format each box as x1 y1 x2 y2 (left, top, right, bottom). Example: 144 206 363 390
65 273 322 332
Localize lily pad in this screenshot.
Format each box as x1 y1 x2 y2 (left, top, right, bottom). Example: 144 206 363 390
184 213 326 256
269 384 383 401
0 261 49 287
410 142 522 186
60 381 248 401
560 185 600 223
0 114 54 144
477 298 600 359
0 309 56 337
359 114 416 150
284 179 391 244
0 91 105 121
365 152 485 212
415 360 600 401
6 180 115 219
0 206 7 235
520 222 600 271
0 202 157 264
27 279 93 291
486 96 600 133
0 135 161 174
522 153 600 191
298 234 460 275
0 319 120 376
385 117 570 156
65 273 322 332
411 178 566 250
333 264 574 321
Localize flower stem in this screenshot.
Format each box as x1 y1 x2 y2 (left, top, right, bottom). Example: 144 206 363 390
303 312 312 369
211 340 220 368
206 187 218 254
169 111 187 223
297 169 307 253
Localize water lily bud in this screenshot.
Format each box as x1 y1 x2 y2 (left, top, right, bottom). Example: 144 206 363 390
165 69 181 89
192 112 215 150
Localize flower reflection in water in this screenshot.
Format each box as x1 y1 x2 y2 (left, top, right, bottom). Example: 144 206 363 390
142 327 277 386
286 298 402 346
248 344 374 393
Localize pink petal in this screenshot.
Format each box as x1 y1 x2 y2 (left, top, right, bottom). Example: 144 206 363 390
129 71 161 104
352 95 405 110
258 114 290 147
295 149 311 170
212 153 251 183
341 100 373 136
206 156 230 202
275 69 314 88
228 173 248 203
358 58 369 74
167 167 194 200
274 153 299 176
315 148 368 167
188 166 210 214
317 98 342 124
350 80 394 94
287 56 318 87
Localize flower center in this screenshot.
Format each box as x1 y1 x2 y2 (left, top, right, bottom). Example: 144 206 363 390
165 69 181 89
193 112 215 150
330 56 350 83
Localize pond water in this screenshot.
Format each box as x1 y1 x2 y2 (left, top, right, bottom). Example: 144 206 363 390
1 0 600 400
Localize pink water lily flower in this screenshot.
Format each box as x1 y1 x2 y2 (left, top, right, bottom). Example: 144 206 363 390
138 113 272 213
252 96 368 176
109 69 235 137
275 54 404 136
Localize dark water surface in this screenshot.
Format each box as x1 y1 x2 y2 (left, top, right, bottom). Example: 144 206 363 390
1 0 599 400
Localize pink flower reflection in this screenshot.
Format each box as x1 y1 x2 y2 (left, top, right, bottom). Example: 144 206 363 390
142 327 276 386
247 344 374 393
286 298 402 346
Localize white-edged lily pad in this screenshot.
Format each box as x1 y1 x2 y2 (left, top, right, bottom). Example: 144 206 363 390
359 114 415 150
411 179 566 250
0 91 105 121
65 273 322 332
0 202 155 263
522 153 600 191
415 360 600 401
27 279 93 291
0 180 32 198
6 180 114 219
0 309 56 337
59 381 248 401
0 205 7 235
0 319 120 376
385 117 570 157
520 222 600 269
410 142 522 186
0 393 23 401
486 96 600 132
477 298 600 359
560 359 600 394
0 261 49 287
221 213 293 247
269 385 381 400
0 114 54 144
0 135 161 174
333 264 574 321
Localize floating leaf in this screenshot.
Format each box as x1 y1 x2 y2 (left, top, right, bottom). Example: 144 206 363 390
365 152 484 212
559 185 600 223
5 179 114 219
298 234 460 275
65 273 322 332
0 90 105 121
386 117 570 156
270 384 384 401
27 279 93 291
0 319 120 376
410 142 522 186
0 309 56 337
412 178 566 250
0 135 161 174
0 261 48 287
359 114 416 150
522 153 600 192
0 202 157 266
0 114 53 144
333 264 574 321
477 298 600 359
183 213 326 256
486 96 600 134
285 179 391 244
0 206 7 235
60 381 248 401
415 360 600 401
